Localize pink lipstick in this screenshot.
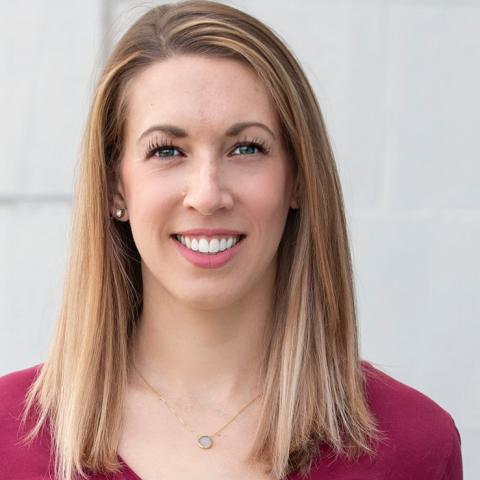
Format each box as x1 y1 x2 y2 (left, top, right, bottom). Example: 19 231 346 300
171 235 246 269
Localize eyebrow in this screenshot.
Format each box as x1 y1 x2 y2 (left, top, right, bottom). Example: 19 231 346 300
137 121 276 143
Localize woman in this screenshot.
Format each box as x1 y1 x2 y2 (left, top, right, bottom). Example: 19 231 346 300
0 1 462 479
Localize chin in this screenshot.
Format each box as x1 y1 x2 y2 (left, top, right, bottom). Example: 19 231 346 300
172 286 243 311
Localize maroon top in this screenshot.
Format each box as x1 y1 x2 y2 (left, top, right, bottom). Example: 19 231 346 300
0 361 462 479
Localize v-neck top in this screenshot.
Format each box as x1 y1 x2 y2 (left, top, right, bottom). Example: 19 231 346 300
0 361 462 479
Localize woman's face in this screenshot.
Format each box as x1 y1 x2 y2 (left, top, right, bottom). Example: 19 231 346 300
113 54 297 309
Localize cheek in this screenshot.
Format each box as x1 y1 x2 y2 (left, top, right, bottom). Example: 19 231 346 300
124 168 180 226
241 162 292 219
239 162 293 258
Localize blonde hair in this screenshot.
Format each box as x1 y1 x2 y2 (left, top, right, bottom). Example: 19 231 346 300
21 1 385 479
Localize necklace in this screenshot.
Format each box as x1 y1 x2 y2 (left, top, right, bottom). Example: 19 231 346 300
131 360 262 449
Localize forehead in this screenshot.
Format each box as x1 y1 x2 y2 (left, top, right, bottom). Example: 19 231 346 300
124 54 279 139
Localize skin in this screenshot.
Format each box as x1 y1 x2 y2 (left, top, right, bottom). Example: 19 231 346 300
111 54 298 477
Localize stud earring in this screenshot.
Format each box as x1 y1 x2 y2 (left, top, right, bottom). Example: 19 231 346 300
115 207 126 219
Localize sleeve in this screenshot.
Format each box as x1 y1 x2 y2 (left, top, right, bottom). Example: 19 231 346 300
440 416 463 480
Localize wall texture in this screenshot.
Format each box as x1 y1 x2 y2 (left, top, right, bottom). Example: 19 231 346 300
1 0 478 476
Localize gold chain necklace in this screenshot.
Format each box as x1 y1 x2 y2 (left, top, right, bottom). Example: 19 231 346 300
131 360 262 449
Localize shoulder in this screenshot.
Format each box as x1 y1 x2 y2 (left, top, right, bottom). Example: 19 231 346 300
361 360 459 439
360 360 462 479
0 363 43 424
0 363 54 478
0 365 128 479
0 363 43 402
0 363 43 426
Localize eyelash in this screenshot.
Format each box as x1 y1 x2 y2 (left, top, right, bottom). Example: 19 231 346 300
144 136 271 160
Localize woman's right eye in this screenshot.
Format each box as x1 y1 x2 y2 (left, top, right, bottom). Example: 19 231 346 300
148 145 181 158
145 138 183 159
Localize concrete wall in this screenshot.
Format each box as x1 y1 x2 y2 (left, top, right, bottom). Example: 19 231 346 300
1 0 478 476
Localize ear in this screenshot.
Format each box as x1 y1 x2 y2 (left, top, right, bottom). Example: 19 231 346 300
108 167 129 221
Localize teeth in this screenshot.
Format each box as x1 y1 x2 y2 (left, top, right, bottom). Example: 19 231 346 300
175 235 242 254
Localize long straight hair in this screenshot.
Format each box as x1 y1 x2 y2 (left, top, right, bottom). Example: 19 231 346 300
21 1 384 479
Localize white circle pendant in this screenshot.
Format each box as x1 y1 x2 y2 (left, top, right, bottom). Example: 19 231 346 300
197 435 213 449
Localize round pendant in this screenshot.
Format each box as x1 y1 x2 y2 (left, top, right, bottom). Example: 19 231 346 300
197 435 213 449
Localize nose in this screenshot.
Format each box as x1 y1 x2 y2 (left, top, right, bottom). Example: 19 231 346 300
182 155 234 215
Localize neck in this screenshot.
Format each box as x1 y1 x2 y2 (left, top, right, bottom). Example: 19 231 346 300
130 265 275 407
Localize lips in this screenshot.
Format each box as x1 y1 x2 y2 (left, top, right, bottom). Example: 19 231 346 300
173 228 246 237
171 232 245 268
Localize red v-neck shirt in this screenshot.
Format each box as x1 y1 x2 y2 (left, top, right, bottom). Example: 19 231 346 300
0 361 462 479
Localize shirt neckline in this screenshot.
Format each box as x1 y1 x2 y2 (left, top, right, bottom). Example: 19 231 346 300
116 453 301 480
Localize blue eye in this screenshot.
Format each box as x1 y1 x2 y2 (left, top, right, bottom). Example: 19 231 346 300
145 140 181 159
232 136 270 156
232 143 263 156
153 146 181 158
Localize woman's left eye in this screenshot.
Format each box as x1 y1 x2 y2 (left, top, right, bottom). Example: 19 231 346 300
231 142 267 156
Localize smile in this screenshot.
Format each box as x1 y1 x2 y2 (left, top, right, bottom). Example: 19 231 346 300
171 234 247 268
173 234 245 254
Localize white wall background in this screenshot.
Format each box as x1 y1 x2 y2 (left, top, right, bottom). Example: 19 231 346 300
1 0 478 477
